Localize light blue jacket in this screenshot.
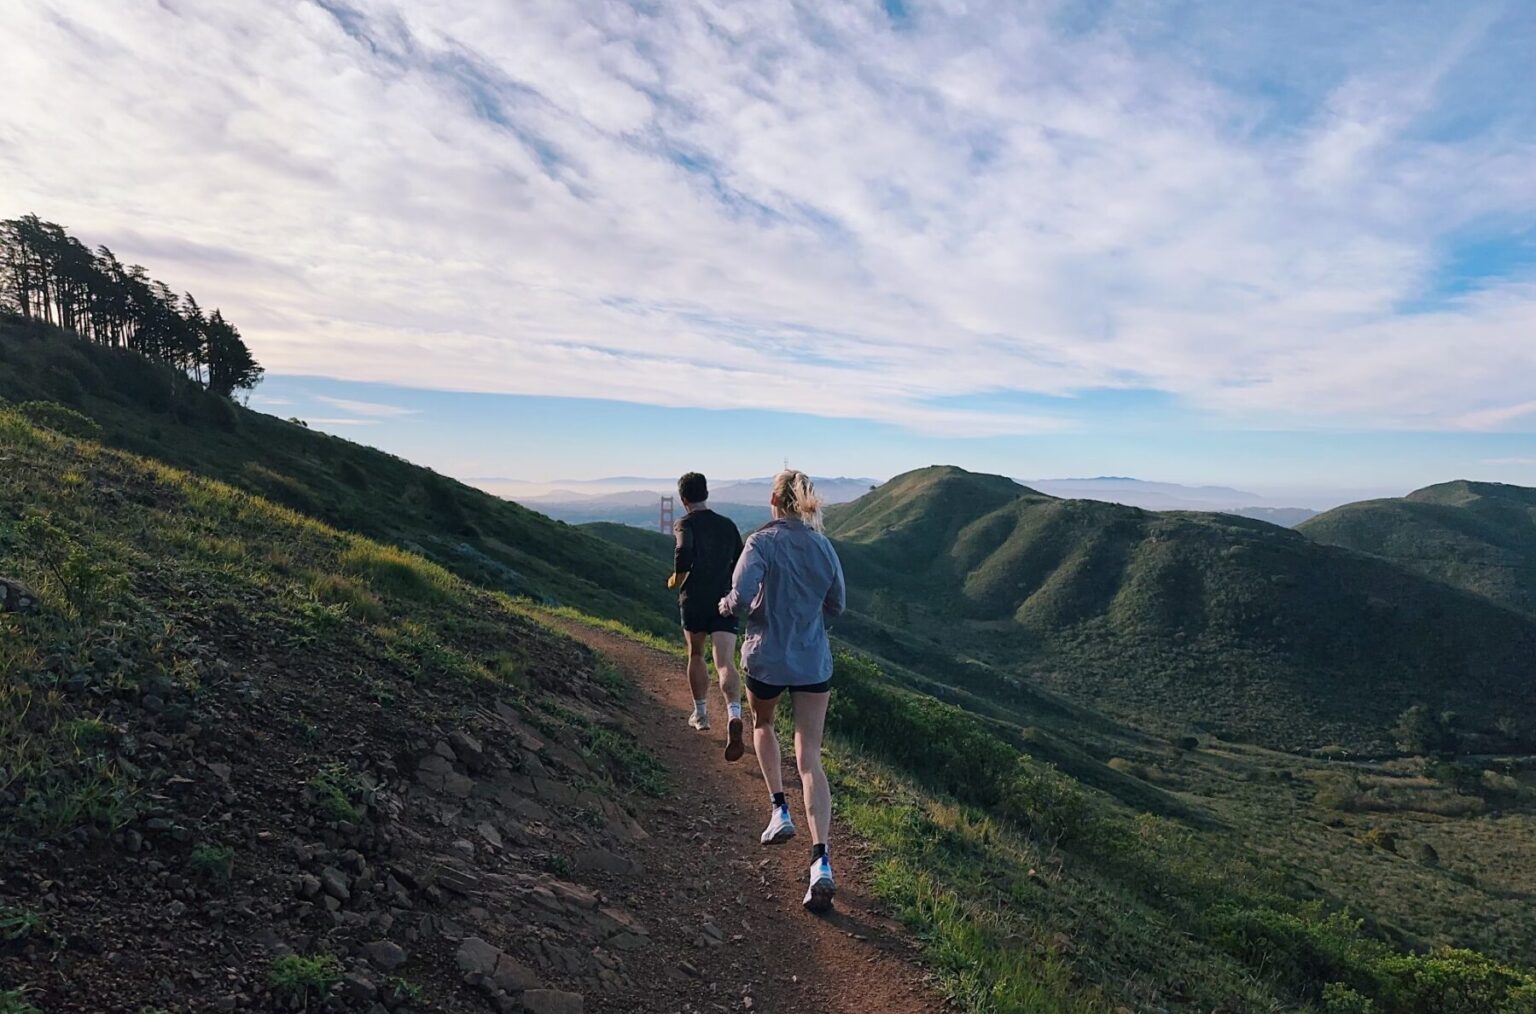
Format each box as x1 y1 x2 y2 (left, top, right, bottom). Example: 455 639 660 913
720 517 847 686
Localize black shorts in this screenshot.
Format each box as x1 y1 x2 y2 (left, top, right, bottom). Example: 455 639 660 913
745 675 831 700
681 605 739 636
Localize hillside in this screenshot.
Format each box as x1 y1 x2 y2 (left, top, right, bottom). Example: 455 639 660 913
578 522 673 564
1300 480 1536 616
0 402 671 1010
5 372 1535 1013
0 317 675 635
827 466 1536 751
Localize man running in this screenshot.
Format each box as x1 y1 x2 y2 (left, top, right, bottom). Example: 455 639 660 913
667 472 747 761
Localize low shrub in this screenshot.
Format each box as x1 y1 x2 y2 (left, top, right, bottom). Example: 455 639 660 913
190 844 235 881
1361 828 1396 853
0 988 41 1014
308 572 387 623
15 400 101 439
829 651 1092 842
307 762 366 823
268 953 342 1007
1207 903 1536 1013
1107 757 1147 779
339 541 456 606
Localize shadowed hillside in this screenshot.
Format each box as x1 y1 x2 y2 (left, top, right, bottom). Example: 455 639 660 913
0 317 675 635
1301 480 1536 616
827 466 1536 751
0 401 678 1011
578 522 674 565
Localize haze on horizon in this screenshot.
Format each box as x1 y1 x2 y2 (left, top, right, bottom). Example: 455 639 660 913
3 1 1534 497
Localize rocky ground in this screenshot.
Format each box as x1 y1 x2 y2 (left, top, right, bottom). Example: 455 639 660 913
0 600 939 1013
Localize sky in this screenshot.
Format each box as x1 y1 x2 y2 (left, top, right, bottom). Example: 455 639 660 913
3 0 1534 502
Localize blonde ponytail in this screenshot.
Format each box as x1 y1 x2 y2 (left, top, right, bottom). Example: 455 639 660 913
773 469 824 530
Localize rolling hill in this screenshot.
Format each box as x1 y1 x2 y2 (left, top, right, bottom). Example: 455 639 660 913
0 317 675 635
1300 480 1536 616
826 466 1536 751
6 319 1536 1013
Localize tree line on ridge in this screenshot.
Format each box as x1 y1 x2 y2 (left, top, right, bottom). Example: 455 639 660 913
0 214 262 397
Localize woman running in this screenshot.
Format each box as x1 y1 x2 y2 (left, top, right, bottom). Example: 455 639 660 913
718 469 847 913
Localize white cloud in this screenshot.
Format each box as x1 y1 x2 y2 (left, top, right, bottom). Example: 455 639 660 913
315 395 419 418
1455 399 1536 431
2 1 1534 436
304 417 379 427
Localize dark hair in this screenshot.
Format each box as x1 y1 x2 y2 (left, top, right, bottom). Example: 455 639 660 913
678 472 708 504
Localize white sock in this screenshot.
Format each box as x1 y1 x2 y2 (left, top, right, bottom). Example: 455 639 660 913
727 701 742 720
693 699 707 717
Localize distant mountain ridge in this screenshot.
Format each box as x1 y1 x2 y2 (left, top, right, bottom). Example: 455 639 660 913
1300 480 1536 616
476 475 879 506
1021 476 1317 524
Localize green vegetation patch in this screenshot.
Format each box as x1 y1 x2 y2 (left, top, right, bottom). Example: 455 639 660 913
268 952 342 1006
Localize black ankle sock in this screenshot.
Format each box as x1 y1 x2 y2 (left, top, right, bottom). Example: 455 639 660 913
811 843 828 861
771 792 787 808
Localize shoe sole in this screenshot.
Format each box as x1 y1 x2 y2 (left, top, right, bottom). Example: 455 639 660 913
724 718 744 762
804 877 835 914
761 824 796 846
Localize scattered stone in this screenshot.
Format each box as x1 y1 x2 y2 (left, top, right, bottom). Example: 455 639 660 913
449 729 486 770
363 939 407 971
494 953 541 993
456 936 501 978
476 821 503 848
0 576 40 615
296 874 322 899
432 864 482 897
523 988 583 1014
531 776 575 805
341 972 378 1004
572 848 637 877
320 866 351 902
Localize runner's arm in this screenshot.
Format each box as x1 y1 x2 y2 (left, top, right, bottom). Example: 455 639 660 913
720 535 766 616
823 545 847 617
668 519 693 589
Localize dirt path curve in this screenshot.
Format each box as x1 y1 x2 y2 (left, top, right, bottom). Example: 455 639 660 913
551 618 942 1014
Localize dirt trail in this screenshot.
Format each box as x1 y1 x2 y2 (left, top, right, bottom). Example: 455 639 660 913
552 619 941 1014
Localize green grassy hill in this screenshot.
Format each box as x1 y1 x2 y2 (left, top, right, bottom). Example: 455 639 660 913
827 466 1536 751
5 334 1535 1013
1300 480 1536 616
579 522 674 565
0 317 674 635
0 400 674 1010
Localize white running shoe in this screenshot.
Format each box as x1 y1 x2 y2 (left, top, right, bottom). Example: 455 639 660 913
688 710 710 731
760 805 796 845
803 856 835 913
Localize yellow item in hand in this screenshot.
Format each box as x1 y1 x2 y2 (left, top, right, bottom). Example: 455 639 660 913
667 572 685 590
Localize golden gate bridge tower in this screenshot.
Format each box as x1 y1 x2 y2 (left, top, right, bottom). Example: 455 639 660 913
659 495 674 535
